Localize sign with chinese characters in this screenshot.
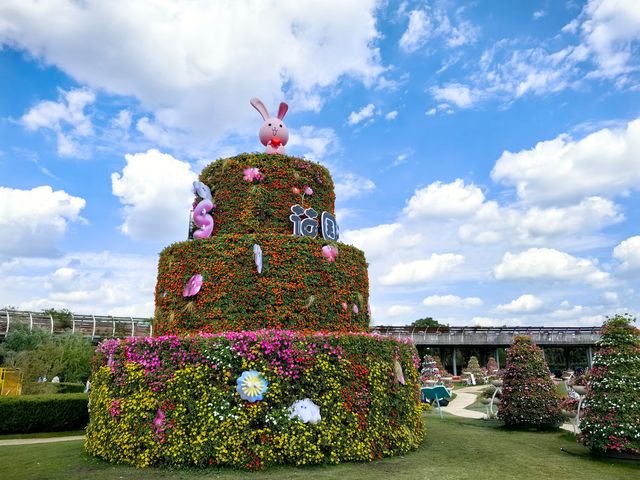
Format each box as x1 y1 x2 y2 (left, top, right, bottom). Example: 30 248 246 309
289 204 339 240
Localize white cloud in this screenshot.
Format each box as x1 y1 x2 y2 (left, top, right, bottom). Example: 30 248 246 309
112 109 132 131
20 88 95 157
342 223 422 260
0 186 86 257
380 253 465 286
387 305 414 317
111 149 197 241
334 173 375 200
492 119 640 204
430 84 477 108
399 10 430 53
519 197 623 236
494 248 609 285
613 235 640 271
471 316 520 327
347 103 376 126
603 291 619 303
404 179 484 219
533 10 546 20
495 294 543 313
399 7 478 53
459 193 624 248
422 294 483 308
581 0 640 77
0 252 156 317
385 110 398 120
288 126 339 163
0 0 383 149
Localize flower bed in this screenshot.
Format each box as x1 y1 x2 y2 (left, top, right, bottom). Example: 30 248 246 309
85 330 424 469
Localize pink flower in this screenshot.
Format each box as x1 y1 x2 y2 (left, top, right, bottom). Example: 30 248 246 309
243 167 263 182
321 245 338 262
303 186 313 196
352 304 359 314
341 302 348 311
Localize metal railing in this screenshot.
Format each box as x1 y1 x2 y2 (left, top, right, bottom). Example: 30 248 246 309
371 325 601 346
0 310 152 341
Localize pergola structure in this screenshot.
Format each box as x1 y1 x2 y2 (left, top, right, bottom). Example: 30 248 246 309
371 325 600 374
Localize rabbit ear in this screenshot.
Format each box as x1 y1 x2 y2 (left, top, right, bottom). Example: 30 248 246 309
250 97 270 120
277 102 289 120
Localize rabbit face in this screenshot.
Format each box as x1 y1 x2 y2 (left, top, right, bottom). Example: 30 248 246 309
259 117 289 147
250 97 289 154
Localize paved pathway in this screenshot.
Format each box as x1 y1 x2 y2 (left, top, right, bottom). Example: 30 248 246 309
440 385 578 433
0 435 85 446
440 385 486 419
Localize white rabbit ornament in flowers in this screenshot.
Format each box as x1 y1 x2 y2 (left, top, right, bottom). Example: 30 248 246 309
250 97 289 155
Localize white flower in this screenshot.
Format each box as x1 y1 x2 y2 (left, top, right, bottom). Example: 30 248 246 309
289 398 322 424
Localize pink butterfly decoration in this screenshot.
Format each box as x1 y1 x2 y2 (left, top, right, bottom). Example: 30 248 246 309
321 245 338 262
183 274 203 297
303 185 313 196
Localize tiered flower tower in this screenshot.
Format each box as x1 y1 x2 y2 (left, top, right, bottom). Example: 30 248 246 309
85 104 424 469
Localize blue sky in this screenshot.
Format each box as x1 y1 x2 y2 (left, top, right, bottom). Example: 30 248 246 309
0 0 639 326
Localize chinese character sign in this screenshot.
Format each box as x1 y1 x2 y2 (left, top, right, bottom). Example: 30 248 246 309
289 205 339 241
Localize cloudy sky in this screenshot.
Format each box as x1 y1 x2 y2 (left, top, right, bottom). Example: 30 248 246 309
1 0 639 327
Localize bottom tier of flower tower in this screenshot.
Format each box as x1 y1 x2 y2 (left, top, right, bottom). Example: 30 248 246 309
85 330 425 469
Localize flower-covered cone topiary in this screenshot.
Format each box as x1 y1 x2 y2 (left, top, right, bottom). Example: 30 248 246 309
465 356 486 385
498 335 562 429
579 314 640 454
420 354 441 385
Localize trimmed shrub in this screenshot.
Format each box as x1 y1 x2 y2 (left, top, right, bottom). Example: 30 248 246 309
86 331 424 469
498 336 562 429
580 314 640 454
0 393 88 433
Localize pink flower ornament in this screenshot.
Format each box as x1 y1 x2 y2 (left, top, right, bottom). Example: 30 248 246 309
321 245 338 262
352 304 359 314
243 167 264 182
183 274 203 297
303 185 313 196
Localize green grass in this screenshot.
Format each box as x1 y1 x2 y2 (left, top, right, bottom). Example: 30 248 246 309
0 415 637 480
0 430 85 440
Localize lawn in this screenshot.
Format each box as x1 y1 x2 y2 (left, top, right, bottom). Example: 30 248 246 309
0 414 637 480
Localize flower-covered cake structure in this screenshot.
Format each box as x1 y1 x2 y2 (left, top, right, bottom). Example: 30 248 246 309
85 100 424 469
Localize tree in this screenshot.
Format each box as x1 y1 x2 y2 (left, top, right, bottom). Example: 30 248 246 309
580 314 640 454
498 335 562 429
411 317 444 328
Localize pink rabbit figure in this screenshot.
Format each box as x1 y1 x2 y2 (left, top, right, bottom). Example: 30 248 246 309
250 97 289 155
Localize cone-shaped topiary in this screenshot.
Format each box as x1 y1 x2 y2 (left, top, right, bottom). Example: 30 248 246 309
498 335 562 429
580 314 640 454
486 356 499 375
420 354 441 384
466 356 486 384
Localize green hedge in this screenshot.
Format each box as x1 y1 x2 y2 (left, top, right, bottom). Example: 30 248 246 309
0 393 89 434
